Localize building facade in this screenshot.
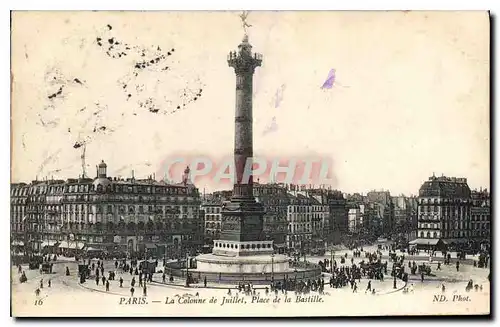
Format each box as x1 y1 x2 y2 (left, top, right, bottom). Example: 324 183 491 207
201 201 222 246
417 175 472 246
286 193 312 253
324 190 348 245
10 183 30 251
470 188 490 242
11 161 204 258
254 183 289 253
392 195 418 241
347 204 364 233
367 190 394 236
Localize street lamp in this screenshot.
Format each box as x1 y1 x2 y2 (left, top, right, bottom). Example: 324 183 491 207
303 240 307 262
393 267 399 289
271 253 275 283
330 249 334 273
185 252 189 287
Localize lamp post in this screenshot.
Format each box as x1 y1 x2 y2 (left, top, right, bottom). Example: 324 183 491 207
303 240 307 263
330 249 334 273
185 252 189 287
393 267 399 289
271 253 275 283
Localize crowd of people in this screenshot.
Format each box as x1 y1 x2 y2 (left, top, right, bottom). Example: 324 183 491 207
18 242 491 301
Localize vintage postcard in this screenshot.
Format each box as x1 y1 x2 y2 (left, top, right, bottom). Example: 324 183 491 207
10 11 490 317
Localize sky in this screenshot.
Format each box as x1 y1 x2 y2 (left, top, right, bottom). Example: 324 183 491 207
10 11 490 195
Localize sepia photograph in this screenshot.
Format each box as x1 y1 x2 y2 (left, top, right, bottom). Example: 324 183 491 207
9 10 490 317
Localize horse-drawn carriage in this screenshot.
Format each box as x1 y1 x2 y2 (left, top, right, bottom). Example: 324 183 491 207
478 253 489 268
139 260 157 274
28 256 43 270
418 264 432 276
78 264 89 276
41 263 52 274
78 264 89 283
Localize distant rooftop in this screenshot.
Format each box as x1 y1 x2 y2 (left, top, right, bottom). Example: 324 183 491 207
419 175 471 198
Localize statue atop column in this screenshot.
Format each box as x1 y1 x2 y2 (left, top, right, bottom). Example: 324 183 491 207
239 11 253 36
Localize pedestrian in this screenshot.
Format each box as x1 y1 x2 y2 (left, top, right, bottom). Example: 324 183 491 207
366 280 372 293
106 280 110 292
143 284 147 297
96 275 99 285
130 287 135 297
40 279 43 289
102 276 106 286
162 273 166 283
35 288 40 297
48 279 51 288
119 277 123 288
204 276 207 288
437 262 441 270
456 261 460 272
441 284 445 293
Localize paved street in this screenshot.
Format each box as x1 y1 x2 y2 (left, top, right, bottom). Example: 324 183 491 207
11 250 490 317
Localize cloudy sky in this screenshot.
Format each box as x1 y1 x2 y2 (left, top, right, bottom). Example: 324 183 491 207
11 11 489 194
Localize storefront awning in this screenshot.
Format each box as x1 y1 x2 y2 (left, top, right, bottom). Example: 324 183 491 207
408 238 441 246
41 240 59 247
442 238 468 244
86 247 105 252
59 241 85 249
155 243 170 247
